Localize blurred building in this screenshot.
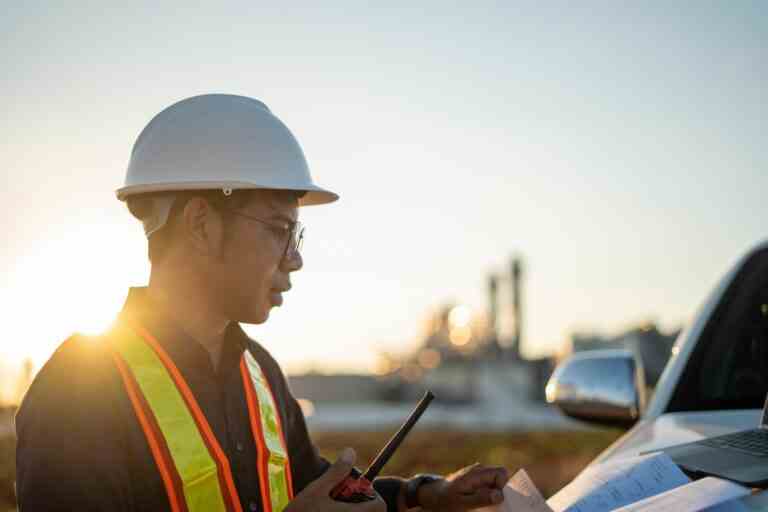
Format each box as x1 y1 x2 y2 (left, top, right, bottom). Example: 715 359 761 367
378 304 554 404
377 256 557 404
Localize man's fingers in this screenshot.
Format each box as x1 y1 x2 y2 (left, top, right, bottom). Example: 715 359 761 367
305 448 357 495
350 495 387 512
455 465 510 492
457 486 504 508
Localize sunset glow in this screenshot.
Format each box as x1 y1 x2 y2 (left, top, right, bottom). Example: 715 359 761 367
3 2 766 404
4 225 142 369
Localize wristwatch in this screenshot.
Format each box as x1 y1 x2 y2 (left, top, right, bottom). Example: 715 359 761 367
405 474 443 509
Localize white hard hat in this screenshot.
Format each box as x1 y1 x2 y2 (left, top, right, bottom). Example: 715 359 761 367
117 94 338 236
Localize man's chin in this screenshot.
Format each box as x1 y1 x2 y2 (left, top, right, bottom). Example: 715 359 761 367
236 307 271 325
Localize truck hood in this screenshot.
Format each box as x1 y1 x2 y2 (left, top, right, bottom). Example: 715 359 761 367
594 409 762 464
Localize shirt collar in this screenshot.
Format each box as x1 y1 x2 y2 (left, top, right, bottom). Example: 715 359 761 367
117 286 248 377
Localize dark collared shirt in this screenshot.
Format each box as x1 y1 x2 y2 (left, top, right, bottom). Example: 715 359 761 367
16 287 401 511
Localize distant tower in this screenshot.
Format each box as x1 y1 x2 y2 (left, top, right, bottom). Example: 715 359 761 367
487 273 502 352
510 257 524 360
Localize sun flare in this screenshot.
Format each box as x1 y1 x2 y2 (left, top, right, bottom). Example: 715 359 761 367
5 224 146 370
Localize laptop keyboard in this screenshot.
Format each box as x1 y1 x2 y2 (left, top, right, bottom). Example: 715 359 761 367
701 429 768 456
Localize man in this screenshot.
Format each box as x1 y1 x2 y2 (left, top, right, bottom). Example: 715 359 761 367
16 94 510 511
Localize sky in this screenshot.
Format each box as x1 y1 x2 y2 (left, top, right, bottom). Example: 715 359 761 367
1 2 766 399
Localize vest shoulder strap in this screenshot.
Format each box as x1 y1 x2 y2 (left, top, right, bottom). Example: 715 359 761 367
110 321 240 512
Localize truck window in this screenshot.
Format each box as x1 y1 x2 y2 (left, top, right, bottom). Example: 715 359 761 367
668 247 768 412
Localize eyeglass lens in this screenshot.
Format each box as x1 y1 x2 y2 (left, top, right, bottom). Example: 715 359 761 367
285 224 305 258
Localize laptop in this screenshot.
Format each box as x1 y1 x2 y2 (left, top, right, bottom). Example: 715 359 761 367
662 394 768 487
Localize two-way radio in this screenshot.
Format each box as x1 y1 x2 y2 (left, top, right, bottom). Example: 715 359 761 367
329 390 435 503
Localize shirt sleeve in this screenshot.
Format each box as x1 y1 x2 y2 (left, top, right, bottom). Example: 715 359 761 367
15 336 135 512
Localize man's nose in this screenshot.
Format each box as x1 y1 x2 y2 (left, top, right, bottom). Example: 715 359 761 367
281 249 303 273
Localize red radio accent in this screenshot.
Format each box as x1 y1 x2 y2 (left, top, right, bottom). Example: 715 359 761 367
330 470 377 503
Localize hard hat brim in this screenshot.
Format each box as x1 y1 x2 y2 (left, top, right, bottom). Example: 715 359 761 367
116 181 339 206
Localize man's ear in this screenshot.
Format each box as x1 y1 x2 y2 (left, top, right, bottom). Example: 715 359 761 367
181 197 222 256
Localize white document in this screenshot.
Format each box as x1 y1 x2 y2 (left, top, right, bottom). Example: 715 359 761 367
613 476 750 511
484 451 753 512
547 452 691 512
478 468 555 512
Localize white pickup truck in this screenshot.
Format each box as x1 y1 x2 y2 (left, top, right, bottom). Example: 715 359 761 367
546 240 768 505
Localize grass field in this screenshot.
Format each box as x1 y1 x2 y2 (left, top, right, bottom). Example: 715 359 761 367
0 428 624 509
313 428 624 500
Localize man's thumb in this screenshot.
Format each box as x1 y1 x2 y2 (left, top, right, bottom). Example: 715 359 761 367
316 448 356 493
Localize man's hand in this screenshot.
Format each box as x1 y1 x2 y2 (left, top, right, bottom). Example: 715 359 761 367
285 448 386 512
417 463 510 512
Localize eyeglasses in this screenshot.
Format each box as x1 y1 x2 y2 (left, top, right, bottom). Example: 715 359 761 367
221 209 304 261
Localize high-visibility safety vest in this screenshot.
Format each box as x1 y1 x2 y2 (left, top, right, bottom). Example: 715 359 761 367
108 319 295 512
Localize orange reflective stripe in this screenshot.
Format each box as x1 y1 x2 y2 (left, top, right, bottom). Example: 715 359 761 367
112 352 187 512
127 320 243 512
241 358 273 512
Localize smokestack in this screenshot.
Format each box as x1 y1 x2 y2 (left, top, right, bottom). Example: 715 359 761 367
510 257 524 360
488 273 499 345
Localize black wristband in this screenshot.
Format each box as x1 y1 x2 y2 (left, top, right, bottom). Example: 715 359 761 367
372 477 403 512
405 474 442 509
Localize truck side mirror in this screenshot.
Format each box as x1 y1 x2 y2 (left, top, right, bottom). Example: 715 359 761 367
545 349 646 427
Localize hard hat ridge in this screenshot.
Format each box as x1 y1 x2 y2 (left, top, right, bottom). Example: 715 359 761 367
129 94 273 161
